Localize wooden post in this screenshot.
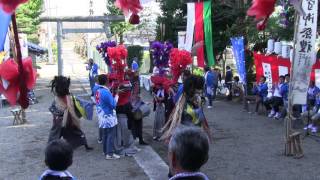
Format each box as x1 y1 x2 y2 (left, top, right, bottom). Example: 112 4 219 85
57 21 63 76
285 11 298 156
285 12 303 158
40 16 125 76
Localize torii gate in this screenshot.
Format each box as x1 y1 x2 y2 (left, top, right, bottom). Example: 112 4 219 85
40 16 125 75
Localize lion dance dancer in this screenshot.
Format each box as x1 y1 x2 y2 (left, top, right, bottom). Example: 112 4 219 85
161 48 212 141
107 45 140 156
150 41 173 141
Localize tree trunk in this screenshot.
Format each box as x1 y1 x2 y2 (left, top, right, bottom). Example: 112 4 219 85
120 34 124 44
149 41 154 73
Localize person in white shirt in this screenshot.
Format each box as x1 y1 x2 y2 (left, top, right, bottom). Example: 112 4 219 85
265 76 288 119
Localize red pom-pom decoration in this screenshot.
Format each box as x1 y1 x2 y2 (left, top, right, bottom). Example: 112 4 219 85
0 57 36 107
150 76 172 92
107 45 128 82
169 48 192 83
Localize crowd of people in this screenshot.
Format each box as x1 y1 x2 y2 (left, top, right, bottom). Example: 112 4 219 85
203 65 320 133
251 73 320 133
40 55 320 179
41 56 211 179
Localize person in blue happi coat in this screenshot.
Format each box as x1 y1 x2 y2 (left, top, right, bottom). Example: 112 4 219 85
280 74 290 118
252 76 268 114
225 66 233 101
131 57 139 72
204 67 217 108
307 81 320 107
173 70 191 104
95 75 120 160
86 58 99 96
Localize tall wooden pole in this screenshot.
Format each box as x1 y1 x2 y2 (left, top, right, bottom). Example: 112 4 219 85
57 21 63 75
11 13 29 110
285 10 300 156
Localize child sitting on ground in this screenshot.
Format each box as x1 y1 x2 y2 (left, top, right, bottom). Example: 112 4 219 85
40 139 76 180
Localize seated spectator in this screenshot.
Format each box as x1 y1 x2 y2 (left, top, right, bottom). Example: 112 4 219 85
265 76 288 119
280 74 290 118
309 110 320 133
307 81 320 107
302 85 320 133
225 66 233 101
40 140 75 180
252 76 268 114
168 126 209 180
231 76 244 102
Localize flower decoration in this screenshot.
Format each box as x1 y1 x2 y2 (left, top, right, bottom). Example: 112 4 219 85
107 45 128 82
96 41 117 66
151 41 173 75
150 41 173 91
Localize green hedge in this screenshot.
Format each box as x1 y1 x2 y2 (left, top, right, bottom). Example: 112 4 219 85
127 45 144 67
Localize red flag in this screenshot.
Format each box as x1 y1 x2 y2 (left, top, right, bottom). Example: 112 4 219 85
195 2 205 68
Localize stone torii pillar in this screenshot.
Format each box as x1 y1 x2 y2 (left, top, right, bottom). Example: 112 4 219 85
40 16 125 75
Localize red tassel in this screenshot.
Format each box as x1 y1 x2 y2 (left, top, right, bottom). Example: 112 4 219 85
115 0 142 15
256 18 268 31
247 0 276 30
129 13 140 25
0 0 28 13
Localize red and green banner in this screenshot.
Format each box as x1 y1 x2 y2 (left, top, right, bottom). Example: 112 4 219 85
187 0 214 68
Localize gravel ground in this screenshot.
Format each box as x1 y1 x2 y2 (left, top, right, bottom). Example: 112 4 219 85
141 92 320 180
1 77 320 180
1 51 320 180
0 78 148 180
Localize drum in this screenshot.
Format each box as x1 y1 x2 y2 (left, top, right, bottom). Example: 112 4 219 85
133 103 151 120
220 87 229 96
140 103 151 117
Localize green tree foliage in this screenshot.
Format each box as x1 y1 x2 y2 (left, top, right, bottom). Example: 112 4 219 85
156 1 244 58
212 3 246 61
106 0 133 43
16 0 43 43
127 45 144 66
156 0 186 45
156 0 295 86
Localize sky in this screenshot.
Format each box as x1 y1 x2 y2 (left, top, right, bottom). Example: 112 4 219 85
43 0 107 17
43 0 160 17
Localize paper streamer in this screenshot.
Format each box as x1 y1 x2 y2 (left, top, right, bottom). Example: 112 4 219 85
185 3 195 52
